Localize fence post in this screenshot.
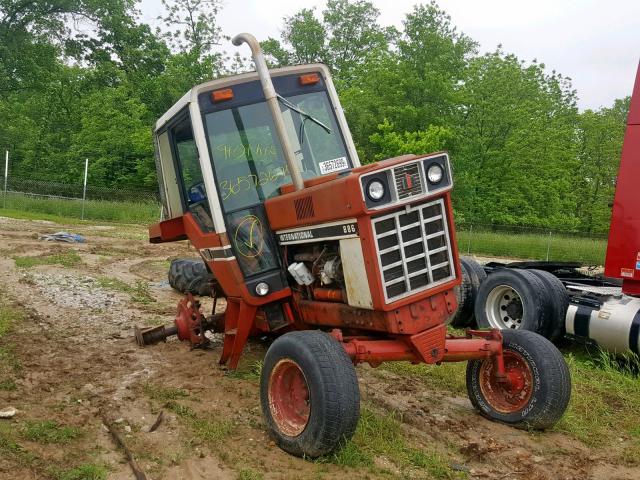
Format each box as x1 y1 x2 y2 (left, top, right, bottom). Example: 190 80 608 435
81 158 88 220
467 225 473 254
546 231 552 261
3 150 8 209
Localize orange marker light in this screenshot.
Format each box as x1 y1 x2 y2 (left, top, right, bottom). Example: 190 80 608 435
299 73 320 86
211 88 234 102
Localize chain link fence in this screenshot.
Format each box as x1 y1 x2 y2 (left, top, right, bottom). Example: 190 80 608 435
1 175 161 224
0 157 608 263
456 223 608 265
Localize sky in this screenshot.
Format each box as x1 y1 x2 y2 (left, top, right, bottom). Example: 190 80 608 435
138 0 640 111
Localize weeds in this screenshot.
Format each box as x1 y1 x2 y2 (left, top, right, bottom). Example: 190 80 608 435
0 422 39 467
143 383 190 402
96 276 153 304
21 420 82 444
0 378 16 390
554 346 640 455
56 464 108 480
327 406 459 478
226 360 263 381
0 292 25 337
380 361 467 396
14 251 82 268
163 400 233 445
238 469 264 480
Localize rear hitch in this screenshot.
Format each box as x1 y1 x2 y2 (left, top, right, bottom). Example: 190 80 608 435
135 294 224 348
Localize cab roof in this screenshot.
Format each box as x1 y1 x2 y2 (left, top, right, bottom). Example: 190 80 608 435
154 63 332 132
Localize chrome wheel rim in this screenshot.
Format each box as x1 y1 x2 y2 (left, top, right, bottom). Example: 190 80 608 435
485 285 524 329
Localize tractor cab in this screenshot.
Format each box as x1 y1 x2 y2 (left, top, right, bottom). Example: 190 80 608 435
152 59 360 289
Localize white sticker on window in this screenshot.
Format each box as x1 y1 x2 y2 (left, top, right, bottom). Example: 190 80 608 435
319 157 349 174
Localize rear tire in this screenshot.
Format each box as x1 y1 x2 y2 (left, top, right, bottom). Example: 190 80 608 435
527 269 569 342
260 331 360 458
168 258 216 297
450 257 487 328
475 269 553 336
466 329 571 429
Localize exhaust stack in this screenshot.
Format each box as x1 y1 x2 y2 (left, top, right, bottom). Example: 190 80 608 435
232 33 305 191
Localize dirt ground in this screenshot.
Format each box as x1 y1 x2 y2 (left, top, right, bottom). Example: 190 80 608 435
0 216 636 480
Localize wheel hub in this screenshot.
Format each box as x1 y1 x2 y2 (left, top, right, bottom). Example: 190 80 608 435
479 350 533 414
486 285 524 329
268 359 310 437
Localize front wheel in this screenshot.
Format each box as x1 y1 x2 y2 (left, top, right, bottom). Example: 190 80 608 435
260 331 360 458
466 329 570 429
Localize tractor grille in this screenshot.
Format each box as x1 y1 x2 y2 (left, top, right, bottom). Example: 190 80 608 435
372 198 455 302
393 163 423 199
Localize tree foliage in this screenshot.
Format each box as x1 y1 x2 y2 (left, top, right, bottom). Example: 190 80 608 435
0 0 630 232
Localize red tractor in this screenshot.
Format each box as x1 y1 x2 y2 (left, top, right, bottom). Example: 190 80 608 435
140 33 571 457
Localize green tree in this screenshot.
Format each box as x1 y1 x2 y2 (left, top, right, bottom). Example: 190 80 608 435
454 50 579 229
573 98 629 232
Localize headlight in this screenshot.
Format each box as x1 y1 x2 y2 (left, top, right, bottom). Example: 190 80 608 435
255 282 270 296
427 163 444 184
367 180 385 201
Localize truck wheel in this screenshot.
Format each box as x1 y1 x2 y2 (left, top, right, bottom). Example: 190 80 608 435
451 257 487 328
260 331 360 458
475 269 552 335
168 259 216 297
466 329 571 429
527 269 569 343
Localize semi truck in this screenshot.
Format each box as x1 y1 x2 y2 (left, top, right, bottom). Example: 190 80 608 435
455 63 640 356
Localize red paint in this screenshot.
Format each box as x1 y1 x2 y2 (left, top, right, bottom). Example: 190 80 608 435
478 350 533 414
295 291 453 334
268 359 310 436
605 62 640 296
405 173 413 189
312 288 344 302
174 294 209 347
340 329 505 368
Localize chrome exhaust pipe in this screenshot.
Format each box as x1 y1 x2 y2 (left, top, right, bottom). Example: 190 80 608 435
232 33 304 191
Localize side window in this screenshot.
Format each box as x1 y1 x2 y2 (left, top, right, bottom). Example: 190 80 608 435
171 116 215 232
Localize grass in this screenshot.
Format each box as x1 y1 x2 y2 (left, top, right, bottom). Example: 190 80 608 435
0 192 159 224
0 291 24 390
21 420 82 444
0 291 24 337
457 229 607 264
226 360 263 381
382 341 640 467
14 250 82 269
0 422 39 468
554 347 640 463
165 400 234 443
143 383 190 402
238 469 264 480
56 464 108 480
96 276 153 304
327 406 460 479
381 361 467 396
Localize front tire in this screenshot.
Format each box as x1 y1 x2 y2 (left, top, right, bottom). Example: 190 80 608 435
260 331 360 458
466 329 571 429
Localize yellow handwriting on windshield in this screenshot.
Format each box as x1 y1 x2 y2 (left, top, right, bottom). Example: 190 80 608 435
216 143 277 161
220 165 290 200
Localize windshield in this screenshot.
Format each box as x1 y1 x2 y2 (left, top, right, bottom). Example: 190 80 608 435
204 91 351 212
